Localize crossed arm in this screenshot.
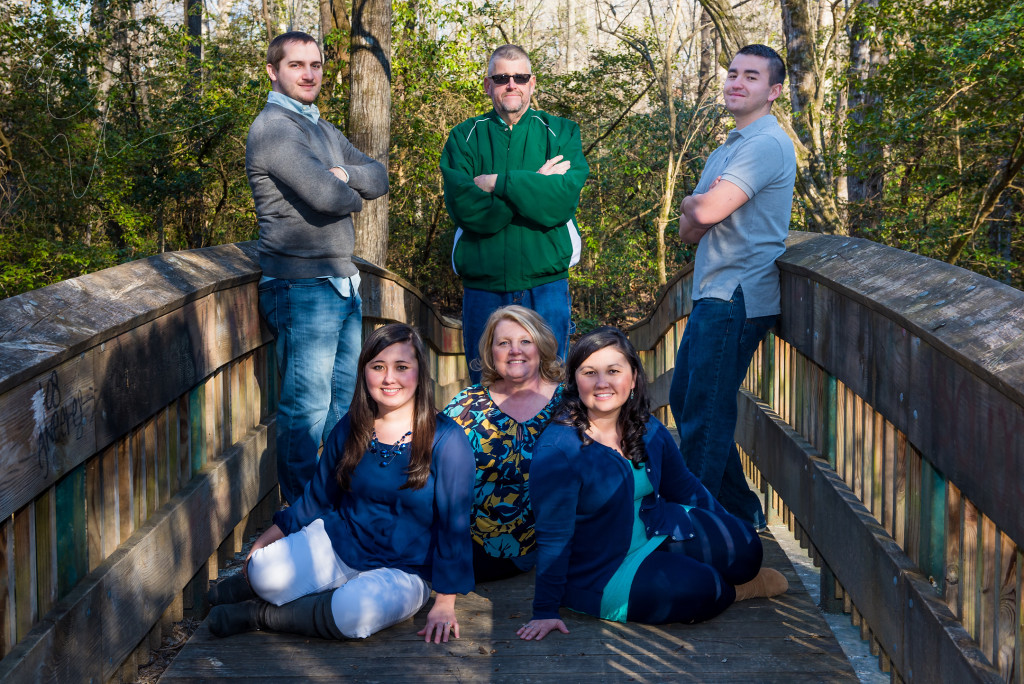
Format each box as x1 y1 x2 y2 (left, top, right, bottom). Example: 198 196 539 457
677 177 751 244
472 155 572 193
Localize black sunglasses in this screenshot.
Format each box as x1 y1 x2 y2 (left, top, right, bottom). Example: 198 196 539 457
488 73 532 85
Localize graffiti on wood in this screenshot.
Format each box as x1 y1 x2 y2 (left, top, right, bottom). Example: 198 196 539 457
31 370 95 477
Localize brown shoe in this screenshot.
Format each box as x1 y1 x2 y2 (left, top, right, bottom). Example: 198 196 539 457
734 568 789 601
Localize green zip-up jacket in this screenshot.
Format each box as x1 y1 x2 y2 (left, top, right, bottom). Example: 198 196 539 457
441 108 589 293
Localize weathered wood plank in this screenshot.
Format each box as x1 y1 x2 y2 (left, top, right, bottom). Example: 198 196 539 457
947 482 964 619
156 406 170 507
997 531 1017 682
965 499 982 641
0 516 11 658
0 422 275 683
0 243 262 394
12 504 35 642
117 440 133 544
131 428 143 531
189 385 204 473
144 418 158 517
176 394 190 489
34 491 54 618
982 516 998 662
883 420 897 538
99 446 118 558
0 355 96 523
86 457 103 573
166 530 858 683
55 464 87 599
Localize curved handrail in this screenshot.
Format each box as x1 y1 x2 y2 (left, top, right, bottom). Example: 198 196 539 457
0 242 468 680
628 230 1021 683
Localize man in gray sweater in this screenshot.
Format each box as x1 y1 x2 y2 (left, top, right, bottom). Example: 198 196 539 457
247 31 388 503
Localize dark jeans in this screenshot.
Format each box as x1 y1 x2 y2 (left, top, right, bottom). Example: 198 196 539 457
461 278 571 384
258 278 362 504
669 286 776 529
627 506 763 624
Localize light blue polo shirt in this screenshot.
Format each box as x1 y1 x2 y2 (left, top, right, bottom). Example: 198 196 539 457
692 114 796 318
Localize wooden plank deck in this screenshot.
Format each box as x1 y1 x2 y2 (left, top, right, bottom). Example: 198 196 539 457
160 530 858 683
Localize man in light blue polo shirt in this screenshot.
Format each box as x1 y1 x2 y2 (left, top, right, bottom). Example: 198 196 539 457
670 44 797 530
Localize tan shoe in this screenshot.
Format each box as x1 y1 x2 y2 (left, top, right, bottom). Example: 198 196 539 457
734 568 789 601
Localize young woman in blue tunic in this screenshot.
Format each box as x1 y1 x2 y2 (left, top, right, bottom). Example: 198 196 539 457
518 327 788 641
207 324 476 643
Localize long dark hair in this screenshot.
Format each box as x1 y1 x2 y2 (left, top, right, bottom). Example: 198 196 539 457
561 327 651 467
336 324 437 490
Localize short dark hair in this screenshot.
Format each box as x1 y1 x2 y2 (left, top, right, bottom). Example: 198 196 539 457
737 44 786 86
267 31 320 70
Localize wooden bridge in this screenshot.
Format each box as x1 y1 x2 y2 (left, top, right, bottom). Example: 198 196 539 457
0 232 1020 682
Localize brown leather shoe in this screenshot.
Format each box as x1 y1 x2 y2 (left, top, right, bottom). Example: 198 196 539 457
734 568 789 601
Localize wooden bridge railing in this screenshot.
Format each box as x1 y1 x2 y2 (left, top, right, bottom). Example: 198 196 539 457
3 231 1021 683
628 230 1022 684
0 242 467 682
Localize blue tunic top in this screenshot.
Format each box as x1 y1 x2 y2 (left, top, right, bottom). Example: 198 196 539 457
273 413 476 595
529 416 728 620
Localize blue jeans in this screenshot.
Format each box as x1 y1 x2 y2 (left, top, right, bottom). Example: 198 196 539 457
258 278 362 504
669 286 776 530
462 278 571 384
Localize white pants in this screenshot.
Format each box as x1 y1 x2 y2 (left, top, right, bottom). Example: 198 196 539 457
248 518 431 638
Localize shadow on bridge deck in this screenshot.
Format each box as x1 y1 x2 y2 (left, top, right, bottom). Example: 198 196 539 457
160 529 857 683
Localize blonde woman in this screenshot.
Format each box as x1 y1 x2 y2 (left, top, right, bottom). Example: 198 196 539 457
443 306 564 582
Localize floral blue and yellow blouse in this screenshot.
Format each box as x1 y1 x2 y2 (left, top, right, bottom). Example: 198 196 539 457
443 384 563 559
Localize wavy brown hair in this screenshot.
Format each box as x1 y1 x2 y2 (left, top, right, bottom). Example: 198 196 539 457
560 327 651 468
336 324 437 491
474 305 564 387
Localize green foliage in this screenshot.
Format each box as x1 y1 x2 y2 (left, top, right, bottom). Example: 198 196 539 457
4 0 1020 329
849 0 1024 287
0 0 266 295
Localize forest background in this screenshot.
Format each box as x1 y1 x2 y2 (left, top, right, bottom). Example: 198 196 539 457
0 0 1021 330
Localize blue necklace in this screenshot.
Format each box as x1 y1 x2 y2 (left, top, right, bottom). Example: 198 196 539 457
370 430 412 467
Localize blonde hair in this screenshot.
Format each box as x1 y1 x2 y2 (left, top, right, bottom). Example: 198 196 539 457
474 305 564 386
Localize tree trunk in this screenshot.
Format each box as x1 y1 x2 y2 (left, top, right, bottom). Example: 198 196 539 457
183 0 205 249
779 0 843 232
348 0 391 267
262 0 275 44
320 0 351 97
846 0 884 237
697 8 714 105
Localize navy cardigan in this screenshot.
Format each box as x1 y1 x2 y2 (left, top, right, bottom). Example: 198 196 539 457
273 413 476 595
529 416 727 619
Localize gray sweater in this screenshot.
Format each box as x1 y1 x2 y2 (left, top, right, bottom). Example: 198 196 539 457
246 103 389 278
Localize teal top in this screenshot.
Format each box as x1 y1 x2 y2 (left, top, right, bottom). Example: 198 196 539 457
599 466 668 622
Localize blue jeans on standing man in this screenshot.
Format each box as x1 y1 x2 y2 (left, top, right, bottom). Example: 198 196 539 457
669 286 776 530
258 277 362 504
461 278 572 384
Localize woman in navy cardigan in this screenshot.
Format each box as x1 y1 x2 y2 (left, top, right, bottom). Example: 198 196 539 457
518 327 788 640
207 324 475 643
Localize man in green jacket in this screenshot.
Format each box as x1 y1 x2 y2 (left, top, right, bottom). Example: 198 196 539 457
441 45 589 381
